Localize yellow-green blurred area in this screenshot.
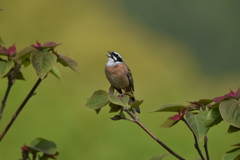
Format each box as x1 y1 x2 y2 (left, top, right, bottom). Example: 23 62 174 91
0 0 240 159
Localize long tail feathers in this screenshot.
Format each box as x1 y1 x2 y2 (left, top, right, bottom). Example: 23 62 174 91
130 96 140 113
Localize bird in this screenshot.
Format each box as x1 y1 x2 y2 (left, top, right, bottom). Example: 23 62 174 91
105 51 140 113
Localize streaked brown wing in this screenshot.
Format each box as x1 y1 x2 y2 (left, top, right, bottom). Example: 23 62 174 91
126 65 134 92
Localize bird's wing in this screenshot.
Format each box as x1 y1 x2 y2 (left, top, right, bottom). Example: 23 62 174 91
126 65 134 92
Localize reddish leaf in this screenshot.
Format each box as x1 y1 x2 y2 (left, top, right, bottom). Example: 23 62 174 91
21 144 29 151
31 41 41 48
36 41 41 46
7 44 16 56
160 117 180 128
42 42 61 47
181 108 188 114
31 41 61 50
214 89 238 103
0 9 3 11
170 114 181 120
0 47 8 54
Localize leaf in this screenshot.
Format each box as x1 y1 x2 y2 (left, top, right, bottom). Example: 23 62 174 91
110 115 122 121
109 103 121 113
7 44 16 56
84 90 109 110
208 102 219 109
0 47 8 55
205 107 223 127
222 147 240 160
160 117 180 128
50 66 63 82
186 111 210 142
132 100 144 109
27 137 57 155
31 50 57 79
0 60 13 78
227 125 240 134
42 42 61 48
15 71 25 80
12 46 35 60
232 143 240 146
58 55 79 73
219 99 240 128
150 153 169 160
108 95 129 107
95 108 101 114
119 110 126 119
149 103 186 113
198 98 214 106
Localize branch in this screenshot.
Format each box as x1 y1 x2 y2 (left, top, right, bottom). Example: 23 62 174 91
182 118 205 160
122 107 185 160
0 78 42 142
0 75 14 119
204 136 210 160
0 63 22 119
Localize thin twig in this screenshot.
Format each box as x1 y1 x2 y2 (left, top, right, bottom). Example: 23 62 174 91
0 63 22 119
122 107 185 160
0 78 42 142
182 118 205 160
204 136 210 160
0 75 14 119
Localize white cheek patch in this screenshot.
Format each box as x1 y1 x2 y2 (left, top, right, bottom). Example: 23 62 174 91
113 56 117 61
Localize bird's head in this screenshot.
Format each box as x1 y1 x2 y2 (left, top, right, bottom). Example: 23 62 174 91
106 51 124 63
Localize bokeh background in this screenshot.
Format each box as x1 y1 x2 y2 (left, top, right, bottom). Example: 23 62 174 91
0 0 240 159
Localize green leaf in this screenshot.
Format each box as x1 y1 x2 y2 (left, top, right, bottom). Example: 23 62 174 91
208 102 219 109
15 71 25 80
84 90 109 110
219 99 240 128
205 107 223 127
132 100 144 109
227 125 240 134
149 103 186 113
50 66 63 82
0 60 13 78
199 98 214 106
31 50 57 79
58 55 79 73
109 103 121 113
119 110 126 119
186 111 210 142
108 95 129 107
160 117 180 128
222 147 240 160
12 47 35 60
150 153 169 160
110 115 122 121
27 137 57 155
95 108 101 114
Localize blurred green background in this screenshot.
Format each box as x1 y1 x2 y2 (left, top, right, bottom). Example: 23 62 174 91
0 0 240 159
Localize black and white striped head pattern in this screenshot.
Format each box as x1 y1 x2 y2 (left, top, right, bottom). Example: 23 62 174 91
106 51 124 66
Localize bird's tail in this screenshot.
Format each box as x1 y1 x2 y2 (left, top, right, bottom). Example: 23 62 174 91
130 95 140 114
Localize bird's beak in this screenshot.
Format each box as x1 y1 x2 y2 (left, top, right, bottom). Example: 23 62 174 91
106 51 113 57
